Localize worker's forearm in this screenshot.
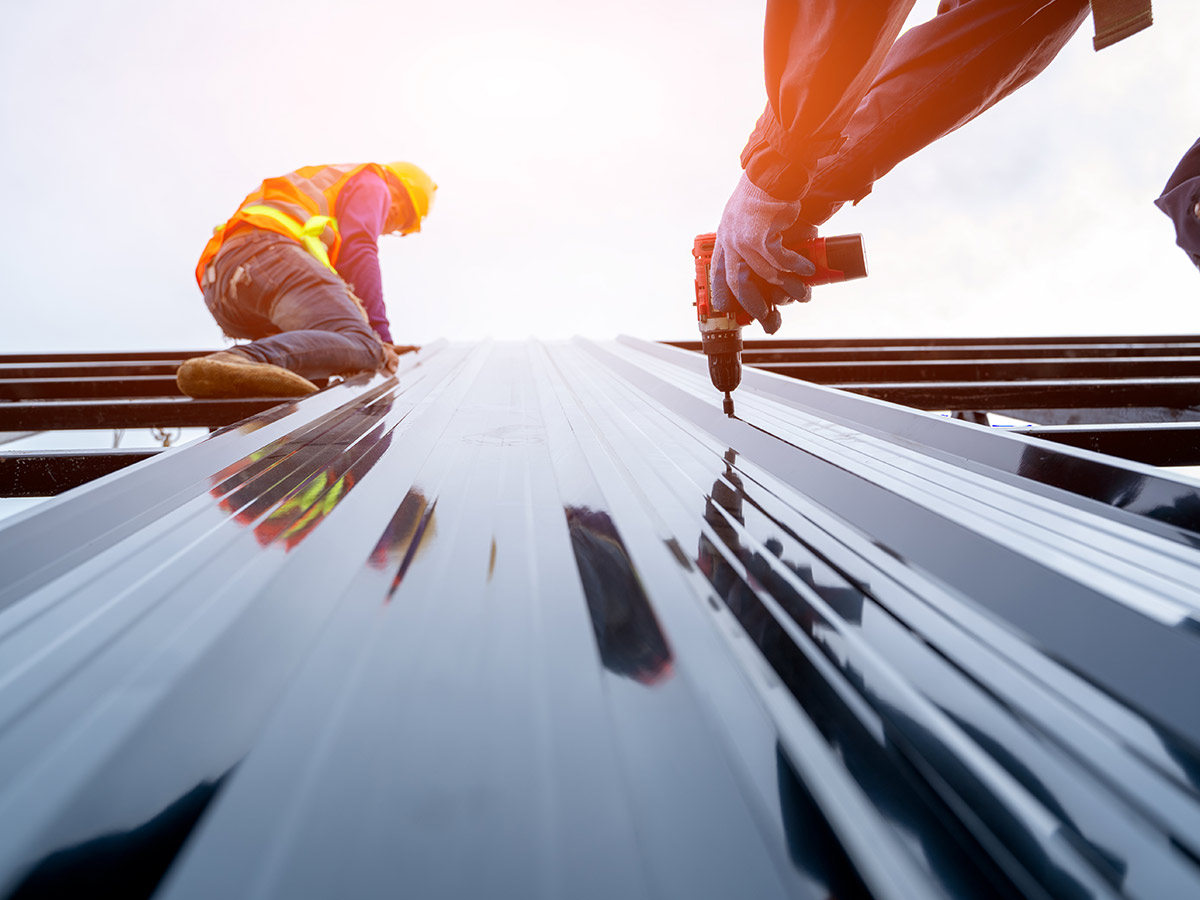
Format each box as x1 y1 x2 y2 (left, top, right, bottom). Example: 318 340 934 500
802 0 1090 223
333 172 395 343
742 0 917 200
337 238 393 343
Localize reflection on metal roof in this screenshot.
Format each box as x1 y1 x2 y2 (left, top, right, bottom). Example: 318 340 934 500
1 338 1200 898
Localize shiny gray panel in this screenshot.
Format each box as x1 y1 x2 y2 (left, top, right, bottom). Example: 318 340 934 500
0 340 1198 900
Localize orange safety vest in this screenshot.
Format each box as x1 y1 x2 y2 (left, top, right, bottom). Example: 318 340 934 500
195 163 410 288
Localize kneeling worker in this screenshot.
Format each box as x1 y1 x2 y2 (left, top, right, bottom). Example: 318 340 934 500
178 162 436 399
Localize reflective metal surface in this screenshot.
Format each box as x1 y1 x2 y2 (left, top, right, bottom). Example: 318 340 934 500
1 338 1199 898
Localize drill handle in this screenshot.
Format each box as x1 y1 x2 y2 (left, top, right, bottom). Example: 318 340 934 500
694 231 867 325
693 233 752 326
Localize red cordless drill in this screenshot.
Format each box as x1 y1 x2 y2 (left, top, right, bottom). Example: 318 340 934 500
692 232 868 416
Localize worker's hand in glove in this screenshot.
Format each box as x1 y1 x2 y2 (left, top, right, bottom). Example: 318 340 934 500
380 342 400 375
711 174 816 334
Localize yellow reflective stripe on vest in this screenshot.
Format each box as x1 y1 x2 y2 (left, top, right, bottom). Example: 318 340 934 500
241 204 340 272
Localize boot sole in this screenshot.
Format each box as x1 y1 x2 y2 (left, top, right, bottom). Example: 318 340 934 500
176 357 319 399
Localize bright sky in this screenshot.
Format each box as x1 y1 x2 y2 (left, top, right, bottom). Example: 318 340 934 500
1 0 1198 352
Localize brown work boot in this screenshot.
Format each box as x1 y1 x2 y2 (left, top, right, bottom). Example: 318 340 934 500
176 350 319 399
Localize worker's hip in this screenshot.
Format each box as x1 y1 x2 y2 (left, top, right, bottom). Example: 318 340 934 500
203 230 352 340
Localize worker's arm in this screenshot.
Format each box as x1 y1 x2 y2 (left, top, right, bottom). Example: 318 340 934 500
1155 137 1200 271
717 0 1090 331
714 0 916 332
741 0 918 203
334 171 394 344
801 0 1090 224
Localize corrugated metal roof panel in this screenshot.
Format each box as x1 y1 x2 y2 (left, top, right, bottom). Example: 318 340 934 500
1 339 1199 899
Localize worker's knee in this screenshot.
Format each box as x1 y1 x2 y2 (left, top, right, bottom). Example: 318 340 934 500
349 330 386 368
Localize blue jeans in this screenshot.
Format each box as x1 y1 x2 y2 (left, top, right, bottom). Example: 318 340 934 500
202 231 385 379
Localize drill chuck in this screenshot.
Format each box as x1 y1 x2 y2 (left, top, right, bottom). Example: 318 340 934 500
700 328 743 394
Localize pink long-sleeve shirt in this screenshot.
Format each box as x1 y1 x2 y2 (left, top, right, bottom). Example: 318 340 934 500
333 170 395 343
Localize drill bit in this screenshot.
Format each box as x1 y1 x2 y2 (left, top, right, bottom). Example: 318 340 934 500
723 392 735 417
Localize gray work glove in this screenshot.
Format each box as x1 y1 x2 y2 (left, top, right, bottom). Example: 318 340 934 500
380 342 400 374
711 174 815 334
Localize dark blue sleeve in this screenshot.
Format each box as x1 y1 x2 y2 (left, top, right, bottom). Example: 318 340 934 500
744 0 1088 220
334 170 394 343
1155 137 1200 271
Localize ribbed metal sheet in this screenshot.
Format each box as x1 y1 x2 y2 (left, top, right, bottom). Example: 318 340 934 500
1 338 1199 899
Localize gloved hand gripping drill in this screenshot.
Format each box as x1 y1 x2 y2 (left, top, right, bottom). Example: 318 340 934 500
695 175 867 416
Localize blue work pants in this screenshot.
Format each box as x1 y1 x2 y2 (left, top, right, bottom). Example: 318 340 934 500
202 231 385 379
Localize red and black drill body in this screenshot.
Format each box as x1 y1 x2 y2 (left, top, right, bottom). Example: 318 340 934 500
692 232 867 416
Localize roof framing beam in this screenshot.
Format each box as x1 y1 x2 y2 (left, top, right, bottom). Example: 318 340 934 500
1014 422 1200 467
834 376 1200 411
0 448 160 497
0 375 183 400
673 333 1200 351
0 398 278 431
756 356 1200 383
